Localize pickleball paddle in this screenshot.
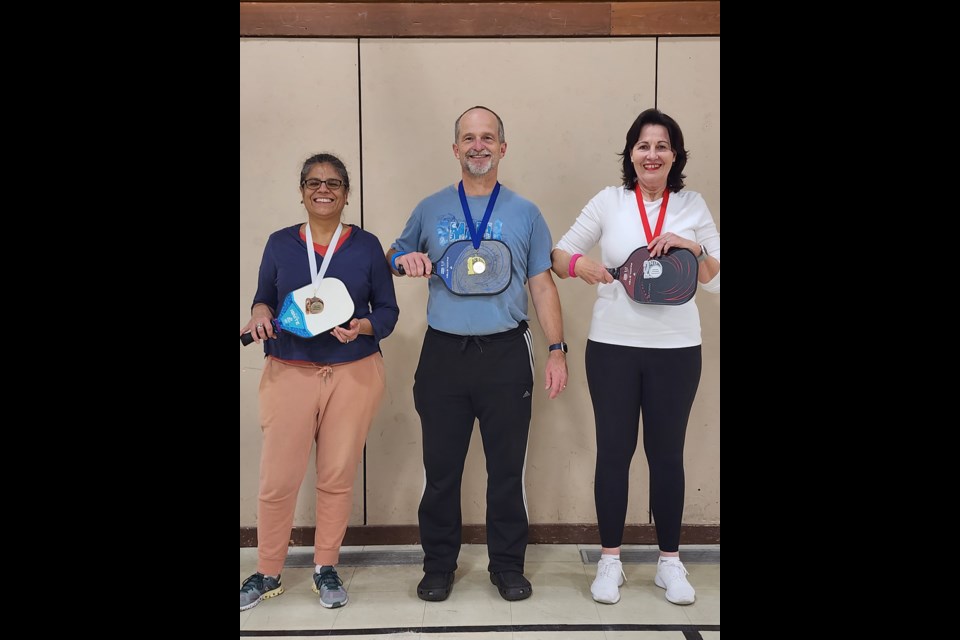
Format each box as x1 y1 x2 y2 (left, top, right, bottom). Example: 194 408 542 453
398 239 512 296
607 246 698 305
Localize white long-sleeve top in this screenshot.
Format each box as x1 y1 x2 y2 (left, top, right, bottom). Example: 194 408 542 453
556 186 720 349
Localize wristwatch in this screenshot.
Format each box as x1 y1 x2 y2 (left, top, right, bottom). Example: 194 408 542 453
697 245 709 263
549 342 568 354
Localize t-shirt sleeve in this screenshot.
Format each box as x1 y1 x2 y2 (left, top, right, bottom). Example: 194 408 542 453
527 212 554 277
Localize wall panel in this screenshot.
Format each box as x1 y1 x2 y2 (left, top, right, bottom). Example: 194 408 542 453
240 39 364 526
360 38 659 526
658 37 721 522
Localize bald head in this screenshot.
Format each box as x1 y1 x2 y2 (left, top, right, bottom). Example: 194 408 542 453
454 106 505 144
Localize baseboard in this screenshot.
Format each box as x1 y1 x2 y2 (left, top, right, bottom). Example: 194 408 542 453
240 523 719 547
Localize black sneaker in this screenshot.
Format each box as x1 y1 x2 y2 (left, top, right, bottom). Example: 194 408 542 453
490 571 532 601
239 572 284 611
417 572 455 601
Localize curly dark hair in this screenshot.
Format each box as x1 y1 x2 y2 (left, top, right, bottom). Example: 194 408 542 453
619 109 688 193
300 153 351 193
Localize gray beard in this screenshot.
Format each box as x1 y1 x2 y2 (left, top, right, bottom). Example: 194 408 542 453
466 156 492 176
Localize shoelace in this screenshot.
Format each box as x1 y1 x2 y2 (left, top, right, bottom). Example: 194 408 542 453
658 560 689 581
315 569 343 591
241 572 266 593
598 559 626 582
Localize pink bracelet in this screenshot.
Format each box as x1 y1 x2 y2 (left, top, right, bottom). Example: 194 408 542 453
568 253 583 278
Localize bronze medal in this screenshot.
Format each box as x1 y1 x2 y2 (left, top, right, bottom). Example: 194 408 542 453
305 297 325 314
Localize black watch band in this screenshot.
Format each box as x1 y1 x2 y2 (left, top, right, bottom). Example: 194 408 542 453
549 342 568 354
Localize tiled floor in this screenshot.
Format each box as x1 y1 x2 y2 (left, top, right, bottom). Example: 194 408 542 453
239 544 719 639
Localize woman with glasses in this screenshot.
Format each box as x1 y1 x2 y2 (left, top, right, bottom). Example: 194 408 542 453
551 109 719 607
240 153 399 612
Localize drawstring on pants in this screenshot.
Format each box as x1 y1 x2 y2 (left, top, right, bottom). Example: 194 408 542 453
458 335 491 353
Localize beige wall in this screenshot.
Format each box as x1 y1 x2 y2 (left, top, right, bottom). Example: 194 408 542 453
240 37 720 529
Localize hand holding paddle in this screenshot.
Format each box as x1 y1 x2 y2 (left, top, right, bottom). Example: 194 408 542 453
607 246 697 305
396 239 512 296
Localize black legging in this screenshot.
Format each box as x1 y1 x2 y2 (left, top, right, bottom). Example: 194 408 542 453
585 340 701 552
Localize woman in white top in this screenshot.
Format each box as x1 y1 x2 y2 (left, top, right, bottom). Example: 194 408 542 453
551 108 719 607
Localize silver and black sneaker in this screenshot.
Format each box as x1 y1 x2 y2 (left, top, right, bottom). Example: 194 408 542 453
312 566 348 608
239 572 283 611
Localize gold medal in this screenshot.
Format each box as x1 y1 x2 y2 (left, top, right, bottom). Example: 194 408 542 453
305 297 325 314
467 255 486 275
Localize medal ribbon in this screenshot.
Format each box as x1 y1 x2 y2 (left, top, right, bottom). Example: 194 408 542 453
306 222 343 291
458 181 501 250
634 188 669 243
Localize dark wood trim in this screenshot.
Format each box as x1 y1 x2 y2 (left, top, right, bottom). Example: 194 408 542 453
239 2 720 37
611 1 719 35
246 1 711 3
240 523 719 547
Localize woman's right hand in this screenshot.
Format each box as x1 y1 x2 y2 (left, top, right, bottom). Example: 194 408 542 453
241 304 276 343
575 256 614 285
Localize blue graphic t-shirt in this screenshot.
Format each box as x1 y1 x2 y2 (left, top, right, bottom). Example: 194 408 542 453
392 183 553 335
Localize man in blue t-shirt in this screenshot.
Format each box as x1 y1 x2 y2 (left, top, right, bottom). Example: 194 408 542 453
388 106 568 603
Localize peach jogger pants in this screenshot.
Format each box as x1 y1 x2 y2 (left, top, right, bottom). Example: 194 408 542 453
255 353 385 575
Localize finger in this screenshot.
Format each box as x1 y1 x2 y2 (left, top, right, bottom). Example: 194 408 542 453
549 381 563 400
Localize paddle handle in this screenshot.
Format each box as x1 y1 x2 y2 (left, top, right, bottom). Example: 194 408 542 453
397 263 437 276
240 319 281 346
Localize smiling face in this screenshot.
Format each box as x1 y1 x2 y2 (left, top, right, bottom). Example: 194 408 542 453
300 162 348 221
453 108 506 177
630 124 676 195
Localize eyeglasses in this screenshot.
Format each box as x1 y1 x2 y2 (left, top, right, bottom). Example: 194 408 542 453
301 178 343 191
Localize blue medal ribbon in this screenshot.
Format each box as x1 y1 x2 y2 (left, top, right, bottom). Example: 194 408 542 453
458 180 501 250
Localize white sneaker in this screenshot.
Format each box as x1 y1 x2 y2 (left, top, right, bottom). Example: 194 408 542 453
654 558 695 605
590 556 625 604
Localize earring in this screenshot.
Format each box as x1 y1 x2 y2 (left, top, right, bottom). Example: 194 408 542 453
300 200 303 205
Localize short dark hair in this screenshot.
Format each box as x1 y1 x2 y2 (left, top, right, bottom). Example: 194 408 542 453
619 109 687 192
300 153 350 193
454 106 505 143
